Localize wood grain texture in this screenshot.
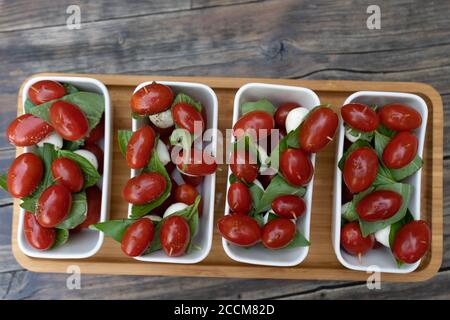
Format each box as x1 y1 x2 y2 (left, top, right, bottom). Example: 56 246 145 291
0 0 449 299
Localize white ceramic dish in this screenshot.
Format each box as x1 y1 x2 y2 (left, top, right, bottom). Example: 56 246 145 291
130 81 218 264
18 75 112 259
223 82 321 267
332 91 428 273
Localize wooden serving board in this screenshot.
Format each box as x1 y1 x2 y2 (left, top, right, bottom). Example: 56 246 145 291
11 74 443 282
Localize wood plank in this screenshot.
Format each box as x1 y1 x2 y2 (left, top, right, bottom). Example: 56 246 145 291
192 0 260 9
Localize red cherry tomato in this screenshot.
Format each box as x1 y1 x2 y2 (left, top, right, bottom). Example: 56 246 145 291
121 218 154 257
262 218 296 249
49 101 89 141
78 185 102 228
343 147 378 194
379 103 422 131
122 172 167 205
131 83 173 115
51 157 84 192
83 143 104 174
36 184 72 228
393 220 431 264
7 153 43 198
217 215 261 247
382 131 418 169
176 148 217 176
299 107 338 153
356 190 403 222
126 125 156 169
160 215 190 257
23 211 55 250
341 103 379 132
227 181 252 215
7 114 53 147
271 195 305 219
175 184 202 217
181 173 203 187
28 80 66 105
280 148 313 186
230 150 259 183
340 222 375 256
275 102 300 131
233 110 274 141
85 115 104 143
172 103 204 134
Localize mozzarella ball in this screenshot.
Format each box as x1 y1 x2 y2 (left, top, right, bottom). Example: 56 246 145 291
156 139 171 165
285 107 309 133
149 109 174 129
345 126 361 143
74 149 98 169
37 131 63 150
163 202 188 218
375 225 391 248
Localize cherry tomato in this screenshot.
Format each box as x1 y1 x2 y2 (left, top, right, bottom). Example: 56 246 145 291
356 190 403 222
83 143 104 174
262 218 296 249
271 195 305 219
228 181 252 215
340 222 375 256
78 185 102 228
217 214 261 247
160 215 190 257
51 157 84 192
275 102 300 131
36 184 72 228
382 131 418 169
393 220 431 264
280 148 313 186
121 218 154 257
176 148 217 176
7 114 53 147
131 82 173 115
172 103 204 134
28 80 66 105
181 173 203 186
49 100 89 141
175 184 203 217
85 115 104 143
379 103 422 131
341 103 379 132
7 152 43 198
343 147 378 194
230 150 259 183
299 107 338 153
233 110 274 141
23 211 55 250
126 125 156 169
122 172 167 205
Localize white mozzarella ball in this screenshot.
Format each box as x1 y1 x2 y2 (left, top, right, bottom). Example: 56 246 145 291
149 109 174 128
74 149 98 169
345 126 361 143
163 202 188 219
144 215 163 223
37 132 63 150
285 107 309 133
375 225 391 248
156 139 171 165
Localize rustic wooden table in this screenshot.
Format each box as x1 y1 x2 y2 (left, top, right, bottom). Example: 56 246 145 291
0 0 448 299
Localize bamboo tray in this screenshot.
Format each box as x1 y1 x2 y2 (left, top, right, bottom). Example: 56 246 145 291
11 74 444 282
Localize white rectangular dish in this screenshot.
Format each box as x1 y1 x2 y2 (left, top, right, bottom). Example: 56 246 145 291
18 75 112 259
332 91 428 273
130 81 218 264
223 82 320 267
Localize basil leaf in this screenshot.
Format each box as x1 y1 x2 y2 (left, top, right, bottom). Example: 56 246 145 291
284 230 310 249
268 125 300 170
56 191 87 229
29 92 104 132
249 183 264 210
390 155 423 181
343 187 374 223
241 99 275 116
388 210 414 248
232 135 260 164
52 229 69 248
342 201 358 222
169 128 194 148
374 131 390 158
373 162 396 186
338 139 372 170
63 83 79 94
255 175 305 213
63 139 85 151
57 149 101 188
118 129 133 157
90 219 135 243
0 173 7 192
251 211 265 227
358 183 412 237
347 126 374 142
229 174 238 184
24 99 36 114
377 123 396 138
172 92 202 112
130 151 172 218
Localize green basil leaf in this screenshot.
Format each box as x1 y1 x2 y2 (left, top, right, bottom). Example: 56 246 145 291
232 135 260 164
56 191 87 229
118 129 133 157
373 162 396 186
29 92 104 132
241 99 275 116
169 128 194 148
343 187 374 223
255 175 305 213
390 156 423 181
249 183 264 210
377 123 396 138
388 210 414 248
63 139 85 151
338 139 372 170
57 149 101 188
268 125 300 171
0 173 7 192
347 126 374 142
24 99 36 114
90 219 135 243
52 229 69 248
342 201 358 222
172 92 202 112
63 83 79 94
284 230 310 249
229 174 238 184
250 211 265 227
